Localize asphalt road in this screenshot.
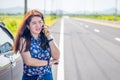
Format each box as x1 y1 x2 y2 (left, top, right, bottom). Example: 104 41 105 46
50 17 120 80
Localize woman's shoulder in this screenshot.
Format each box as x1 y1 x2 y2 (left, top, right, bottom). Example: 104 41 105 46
20 37 26 45
19 37 26 53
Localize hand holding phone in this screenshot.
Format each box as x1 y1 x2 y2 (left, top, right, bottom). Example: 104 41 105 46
42 25 49 35
42 25 53 39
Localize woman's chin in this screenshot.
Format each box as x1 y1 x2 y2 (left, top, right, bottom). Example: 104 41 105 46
33 32 40 34
35 30 41 33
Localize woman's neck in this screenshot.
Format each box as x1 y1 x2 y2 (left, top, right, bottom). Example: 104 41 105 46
31 33 39 40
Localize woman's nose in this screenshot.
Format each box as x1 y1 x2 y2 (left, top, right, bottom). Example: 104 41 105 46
36 22 41 27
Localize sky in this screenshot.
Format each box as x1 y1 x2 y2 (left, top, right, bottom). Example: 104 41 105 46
0 0 120 13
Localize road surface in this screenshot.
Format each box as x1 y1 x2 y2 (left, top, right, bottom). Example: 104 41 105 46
50 17 120 80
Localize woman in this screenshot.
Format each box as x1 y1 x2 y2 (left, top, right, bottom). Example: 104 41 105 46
13 9 60 80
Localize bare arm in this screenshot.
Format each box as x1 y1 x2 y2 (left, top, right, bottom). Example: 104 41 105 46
20 37 47 66
44 26 60 60
47 35 60 60
21 51 48 66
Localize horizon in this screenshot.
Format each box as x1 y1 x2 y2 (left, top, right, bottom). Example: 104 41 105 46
0 0 120 14
0 6 120 15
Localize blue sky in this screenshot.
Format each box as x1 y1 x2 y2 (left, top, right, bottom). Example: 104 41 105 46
0 0 120 12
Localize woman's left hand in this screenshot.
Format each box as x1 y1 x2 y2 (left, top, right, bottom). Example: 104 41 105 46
49 59 59 65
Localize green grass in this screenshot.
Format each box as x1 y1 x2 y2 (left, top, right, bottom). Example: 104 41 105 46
0 14 23 36
72 15 120 22
45 15 60 26
0 14 60 36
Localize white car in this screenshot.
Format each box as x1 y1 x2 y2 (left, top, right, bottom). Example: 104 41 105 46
0 22 23 80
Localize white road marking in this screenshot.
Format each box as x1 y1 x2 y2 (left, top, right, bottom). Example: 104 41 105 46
85 25 89 28
94 29 100 32
80 23 83 25
115 37 120 42
57 18 64 80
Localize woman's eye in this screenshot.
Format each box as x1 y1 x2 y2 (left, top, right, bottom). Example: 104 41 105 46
32 22 36 25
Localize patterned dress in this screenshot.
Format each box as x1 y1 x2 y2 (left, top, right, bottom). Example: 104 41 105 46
23 36 52 79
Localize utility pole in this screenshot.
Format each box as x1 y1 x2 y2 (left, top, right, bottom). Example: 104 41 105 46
44 0 46 16
92 0 95 15
51 0 52 15
24 0 27 14
114 0 117 21
51 0 54 20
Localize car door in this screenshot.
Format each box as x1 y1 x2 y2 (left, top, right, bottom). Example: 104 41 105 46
0 22 23 80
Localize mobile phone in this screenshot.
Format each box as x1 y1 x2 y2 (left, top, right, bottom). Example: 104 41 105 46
42 26 48 35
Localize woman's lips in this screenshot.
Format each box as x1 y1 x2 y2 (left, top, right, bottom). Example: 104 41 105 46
35 28 41 31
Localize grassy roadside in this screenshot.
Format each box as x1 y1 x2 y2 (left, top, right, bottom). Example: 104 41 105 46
0 14 60 36
72 15 120 22
45 15 60 26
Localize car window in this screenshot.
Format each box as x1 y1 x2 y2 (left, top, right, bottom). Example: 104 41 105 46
0 27 13 54
0 42 12 53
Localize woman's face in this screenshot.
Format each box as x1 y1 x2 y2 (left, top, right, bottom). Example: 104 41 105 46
28 16 43 35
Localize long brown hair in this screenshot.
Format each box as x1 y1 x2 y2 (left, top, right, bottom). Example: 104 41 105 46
13 9 48 53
